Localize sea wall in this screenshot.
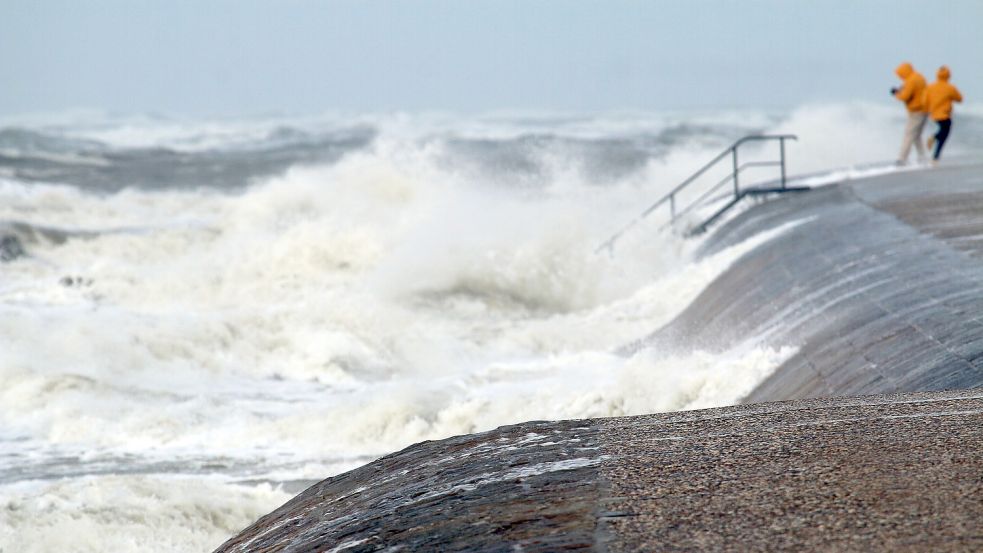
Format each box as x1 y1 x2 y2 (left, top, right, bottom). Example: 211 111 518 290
215 389 983 552
641 162 983 401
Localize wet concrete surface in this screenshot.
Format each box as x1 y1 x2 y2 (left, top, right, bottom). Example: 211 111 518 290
215 164 983 551
214 421 608 552
650 162 983 402
215 390 983 552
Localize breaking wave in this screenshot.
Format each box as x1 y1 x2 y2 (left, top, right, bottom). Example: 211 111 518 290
1 101 980 552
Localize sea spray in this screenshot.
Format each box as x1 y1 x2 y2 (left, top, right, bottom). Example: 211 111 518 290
2 104 979 552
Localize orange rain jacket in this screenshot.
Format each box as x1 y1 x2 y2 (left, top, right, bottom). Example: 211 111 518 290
894 63 927 113
924 66 963 121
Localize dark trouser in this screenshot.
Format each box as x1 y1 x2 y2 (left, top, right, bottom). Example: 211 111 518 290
933 119 952 160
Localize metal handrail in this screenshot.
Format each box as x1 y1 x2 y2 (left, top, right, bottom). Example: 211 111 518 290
595 134 797 253
673 159 783 221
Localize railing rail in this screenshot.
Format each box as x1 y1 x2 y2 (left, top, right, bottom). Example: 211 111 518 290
596 134 799 253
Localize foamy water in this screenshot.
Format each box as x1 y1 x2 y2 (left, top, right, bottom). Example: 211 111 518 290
1 102 979 551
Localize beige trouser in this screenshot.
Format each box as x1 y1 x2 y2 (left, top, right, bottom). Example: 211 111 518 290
898 111 928 163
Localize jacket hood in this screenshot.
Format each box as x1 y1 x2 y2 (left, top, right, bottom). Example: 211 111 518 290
937 66 951 81
896 62 913 79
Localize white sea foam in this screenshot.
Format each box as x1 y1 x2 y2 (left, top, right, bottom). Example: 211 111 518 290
0 476 290 553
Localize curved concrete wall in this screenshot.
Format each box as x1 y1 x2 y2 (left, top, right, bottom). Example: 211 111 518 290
642 163 983 402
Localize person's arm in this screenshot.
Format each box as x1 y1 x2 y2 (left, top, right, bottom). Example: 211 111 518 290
953 86 963 103
895 78 915 102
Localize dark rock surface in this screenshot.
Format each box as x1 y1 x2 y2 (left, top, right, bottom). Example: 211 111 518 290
215 164 983 552
0 234 25 262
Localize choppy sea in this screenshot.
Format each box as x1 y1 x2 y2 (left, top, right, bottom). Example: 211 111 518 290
1 102 980 551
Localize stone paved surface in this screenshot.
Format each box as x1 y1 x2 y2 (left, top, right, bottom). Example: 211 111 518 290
215 165 983 552
599 390 983 552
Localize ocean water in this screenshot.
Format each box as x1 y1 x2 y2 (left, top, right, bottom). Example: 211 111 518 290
0 102 980 552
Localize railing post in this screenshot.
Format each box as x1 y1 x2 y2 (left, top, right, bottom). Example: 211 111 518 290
780 137 787 189
594 134 797 253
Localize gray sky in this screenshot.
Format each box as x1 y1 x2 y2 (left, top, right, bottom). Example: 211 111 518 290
2 0 981 117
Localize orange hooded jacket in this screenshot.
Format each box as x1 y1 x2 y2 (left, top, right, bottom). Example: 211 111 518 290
894 63 927 113
924 66 963 121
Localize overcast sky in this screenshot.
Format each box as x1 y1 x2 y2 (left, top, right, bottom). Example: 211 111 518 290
2 0 981 117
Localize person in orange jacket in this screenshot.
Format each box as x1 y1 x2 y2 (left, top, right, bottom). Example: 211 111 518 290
891 62 928 164
924 66 963 162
